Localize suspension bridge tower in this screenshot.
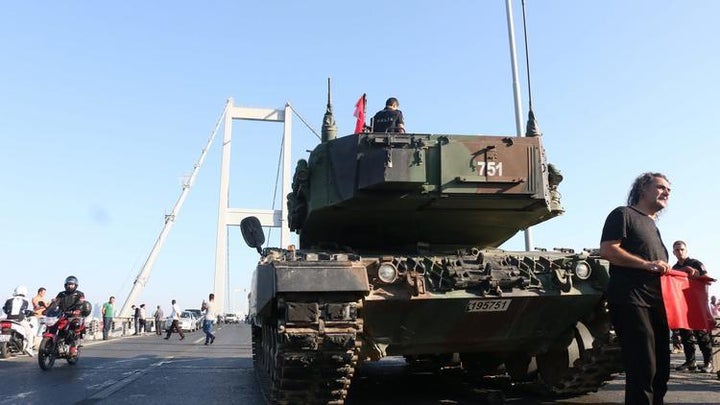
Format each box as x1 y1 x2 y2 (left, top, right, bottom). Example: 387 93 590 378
213 99 292 314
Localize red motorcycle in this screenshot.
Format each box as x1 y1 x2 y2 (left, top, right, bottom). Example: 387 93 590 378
37 309 86 370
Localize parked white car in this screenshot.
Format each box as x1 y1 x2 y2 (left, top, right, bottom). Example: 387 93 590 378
166 311 197 332
185 309 205 330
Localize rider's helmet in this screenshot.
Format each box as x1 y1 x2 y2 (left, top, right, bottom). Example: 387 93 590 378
13 285 28 297
64 275 79 292
79 301 92 317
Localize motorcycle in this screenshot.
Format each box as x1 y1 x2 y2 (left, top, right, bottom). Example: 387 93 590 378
0 311 37 358
37 309 86 370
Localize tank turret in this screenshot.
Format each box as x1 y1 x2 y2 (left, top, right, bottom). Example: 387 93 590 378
288 131 564 253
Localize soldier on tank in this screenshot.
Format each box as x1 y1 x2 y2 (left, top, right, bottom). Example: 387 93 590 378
372 97 405 133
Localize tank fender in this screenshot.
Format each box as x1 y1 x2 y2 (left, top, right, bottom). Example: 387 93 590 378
275 264 370 293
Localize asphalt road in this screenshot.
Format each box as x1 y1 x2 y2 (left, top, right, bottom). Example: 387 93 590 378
1 324 718 404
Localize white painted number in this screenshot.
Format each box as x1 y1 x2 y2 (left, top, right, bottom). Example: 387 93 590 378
466 299 511 312
475 161 503 176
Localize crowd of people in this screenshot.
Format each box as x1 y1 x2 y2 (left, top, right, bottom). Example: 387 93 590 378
1 277 223 356
97 293 220 346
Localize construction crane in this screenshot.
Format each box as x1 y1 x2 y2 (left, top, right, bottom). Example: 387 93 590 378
118 100 230 318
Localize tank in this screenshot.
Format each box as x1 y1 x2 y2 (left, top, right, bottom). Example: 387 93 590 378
241 97 621 404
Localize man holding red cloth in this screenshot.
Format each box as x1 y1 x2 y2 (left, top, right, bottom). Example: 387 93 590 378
670 240 713 373
600 172 672 405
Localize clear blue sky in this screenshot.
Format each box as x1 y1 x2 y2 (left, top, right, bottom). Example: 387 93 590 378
2 1 718 316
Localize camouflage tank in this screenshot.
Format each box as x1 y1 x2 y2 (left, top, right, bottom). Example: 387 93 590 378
241 95 621 404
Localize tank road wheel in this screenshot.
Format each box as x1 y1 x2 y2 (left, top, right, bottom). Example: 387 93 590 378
37 338 56 371
534 321 621 396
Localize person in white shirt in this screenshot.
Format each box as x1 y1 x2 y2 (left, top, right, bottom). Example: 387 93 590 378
202 293 217 345
2 285 35 356
163 299 184 340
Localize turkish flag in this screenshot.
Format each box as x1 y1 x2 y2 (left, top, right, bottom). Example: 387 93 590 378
661 269 715 330
354 94 366 134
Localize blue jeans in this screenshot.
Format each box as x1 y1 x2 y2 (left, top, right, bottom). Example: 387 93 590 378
203 320 215 343
103 317 113 340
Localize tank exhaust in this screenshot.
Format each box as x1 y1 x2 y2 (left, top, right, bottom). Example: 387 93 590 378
321 77 337 143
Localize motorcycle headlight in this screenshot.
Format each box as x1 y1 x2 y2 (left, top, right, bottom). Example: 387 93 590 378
378 263 398 283
44 317 58 327
574 261 592 280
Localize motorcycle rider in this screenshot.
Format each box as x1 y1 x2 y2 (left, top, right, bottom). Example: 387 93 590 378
2 285 35 356
47 275 86 357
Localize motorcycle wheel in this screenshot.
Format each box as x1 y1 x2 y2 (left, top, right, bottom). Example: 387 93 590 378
38 338 56 371
66 351 78 365
0 342 8 359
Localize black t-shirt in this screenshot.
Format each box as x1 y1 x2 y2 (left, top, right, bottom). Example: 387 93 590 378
600 206 668 307
372 108 404 133
672 257 706 276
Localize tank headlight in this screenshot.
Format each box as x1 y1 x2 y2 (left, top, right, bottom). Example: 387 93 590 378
378 263 398 283
574 261 592 280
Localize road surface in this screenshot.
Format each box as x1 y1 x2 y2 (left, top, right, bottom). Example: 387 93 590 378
1 323 717 404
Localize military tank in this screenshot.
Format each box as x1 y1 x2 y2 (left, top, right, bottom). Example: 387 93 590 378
240 95 621 404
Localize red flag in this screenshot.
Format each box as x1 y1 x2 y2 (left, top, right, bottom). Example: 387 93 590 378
353 93 366 134
661 269 715 330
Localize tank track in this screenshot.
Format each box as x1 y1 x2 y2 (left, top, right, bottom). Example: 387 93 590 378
522 332 623 397
543 339 622 396
254 297 363 405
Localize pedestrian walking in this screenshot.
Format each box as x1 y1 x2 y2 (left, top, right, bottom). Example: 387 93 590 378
153 305 164 335
101 296 115 340
164 299 184 340
202 293 217 345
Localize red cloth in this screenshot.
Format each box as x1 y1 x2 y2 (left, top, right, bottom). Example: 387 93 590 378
661 269 715 331
353 94 366 134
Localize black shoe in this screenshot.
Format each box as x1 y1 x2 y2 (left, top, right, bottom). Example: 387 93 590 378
698 362 714 373
180 336 185 340
204 342 209 345
675 361 697 371
211 336 215 344
164 337 169 340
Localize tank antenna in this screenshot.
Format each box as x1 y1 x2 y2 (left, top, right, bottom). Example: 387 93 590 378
521 0 541 137
321 77 338 142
